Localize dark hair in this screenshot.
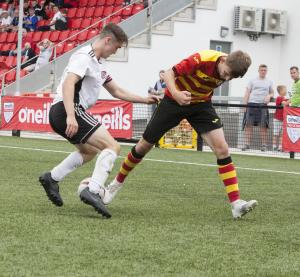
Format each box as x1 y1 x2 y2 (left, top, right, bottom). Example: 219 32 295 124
290 66 299 71
226 50 251 78
259 64 267 69
100 23 128 46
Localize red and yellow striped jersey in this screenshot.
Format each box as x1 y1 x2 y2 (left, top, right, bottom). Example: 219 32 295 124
165 50 227 103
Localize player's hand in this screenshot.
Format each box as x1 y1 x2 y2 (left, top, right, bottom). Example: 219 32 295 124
146 95 162 104
65 115 78 138
173 90 191 106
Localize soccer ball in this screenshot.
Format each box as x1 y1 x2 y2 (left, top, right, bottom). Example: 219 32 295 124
77 177 91 196
77 177 106 198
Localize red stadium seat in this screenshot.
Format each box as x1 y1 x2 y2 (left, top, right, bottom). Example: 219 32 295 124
2 43 15 52
103 6 113 17
132 4 144 15
67 8 77 18
76 7 86 18
36 19 48 28
25 32 34 40
108 16 121 24
69 18 82 29
81 18 92 29
6 32 16 43
63 42 76 53
0 32 7 43
5 70 16 84
20 69 28 78
96 0 105 5
79 0 88 7
105 0 115 5
87 0 97 7
32 31 43 43
114 0 124 5
87 29 99 40
112 5 123 16
68 30 79 42
94 6 104 18
49 31 61 42
5 56 17 68
122 5 133 16
0 56 6 62
0 3 8 10
91 18 103 29
85 7 95 18
41 31 51 41
58 30 70 42
54 42 65 57
77 30 89 42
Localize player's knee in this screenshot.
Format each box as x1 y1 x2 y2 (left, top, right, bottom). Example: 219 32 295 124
110 141 121 155
214 143 229 158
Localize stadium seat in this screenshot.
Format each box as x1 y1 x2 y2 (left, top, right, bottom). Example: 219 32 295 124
36 19 48 28
58 30 70 42
105 0 115 5
5 56 17 68
7 32 17 43
91 18 103 29
87 29 99 40
0 32 7 43
114 0 124 5
68 30 79 42
0 56 6 62
77 30 89 42
108 16 121 24
0 3 8 10
2 43 15 52
32 31 43 43
96 0 105 5
122 5 133 16
20 69 28 78
112 5 123 16
25 32 34 41
103 6 114 17
85 7 95 18
94 6 104 18
81 18 92 29
79 0 88 7
5 70 16 83
63 42 76 53
132 4 144 15
76 7 86 18
87 0 97 8
49 31 61 42
41 31 51 41
54 43 65 57
67 8 77 19
69 18 82 29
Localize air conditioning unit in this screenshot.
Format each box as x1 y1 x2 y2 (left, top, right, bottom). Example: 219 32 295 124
234 6 263 33
262 9 287 35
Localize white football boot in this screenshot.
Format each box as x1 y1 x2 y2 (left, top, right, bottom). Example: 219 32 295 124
231 199 258 219
103 179 123 205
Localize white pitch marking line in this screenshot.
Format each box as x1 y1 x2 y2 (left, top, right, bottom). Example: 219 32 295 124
0 145 299 176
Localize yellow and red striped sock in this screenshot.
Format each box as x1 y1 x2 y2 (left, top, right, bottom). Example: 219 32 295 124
116 147 144 183
217 157 240 203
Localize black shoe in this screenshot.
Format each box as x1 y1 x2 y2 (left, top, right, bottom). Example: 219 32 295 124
80 187 112 219
39 172 63 207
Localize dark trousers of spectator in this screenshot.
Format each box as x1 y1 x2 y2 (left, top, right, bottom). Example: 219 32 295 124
38 25 51 31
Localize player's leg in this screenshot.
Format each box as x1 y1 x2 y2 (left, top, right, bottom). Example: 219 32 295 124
104 97 184 204
202 128 257 218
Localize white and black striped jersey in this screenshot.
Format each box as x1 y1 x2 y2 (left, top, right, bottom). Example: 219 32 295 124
53 44 112 109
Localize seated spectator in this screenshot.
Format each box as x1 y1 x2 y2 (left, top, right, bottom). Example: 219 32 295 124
9 29 33 56
38 5 67 31
21 42 37 71
0 10 12 32
7 2 15 18
34 0 49 20
23 8 38 31
7 9 18 32
34 39 53 70
23 1 30 17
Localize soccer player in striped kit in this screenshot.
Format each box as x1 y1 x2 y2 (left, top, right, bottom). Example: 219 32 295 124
38 23 159 218
104 49 258 219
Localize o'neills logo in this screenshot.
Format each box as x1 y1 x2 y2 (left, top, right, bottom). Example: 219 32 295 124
3 102 14 123
286 115 300 143
92 107 130 130
18 103 51 124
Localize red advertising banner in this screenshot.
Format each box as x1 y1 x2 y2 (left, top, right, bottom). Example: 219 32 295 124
1 96 133 139
282 106 300 152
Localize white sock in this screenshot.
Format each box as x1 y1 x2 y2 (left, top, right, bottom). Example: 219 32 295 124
51 151 84 181
89 149 118 194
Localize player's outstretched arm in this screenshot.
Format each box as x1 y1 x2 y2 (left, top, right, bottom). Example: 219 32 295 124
104 80 160 104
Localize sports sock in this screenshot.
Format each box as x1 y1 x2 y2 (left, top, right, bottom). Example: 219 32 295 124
116 146 144 184
89 149 118 194
217 156 240 203
51 151 84 182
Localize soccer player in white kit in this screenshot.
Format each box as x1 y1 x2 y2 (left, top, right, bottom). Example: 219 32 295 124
39 23 159 218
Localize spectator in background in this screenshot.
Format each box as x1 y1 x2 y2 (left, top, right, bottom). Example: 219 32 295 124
9 29 33 56
0 10 12 32
34 39 53 70
7 8 18 32
21 42 37 71
23 8 38 31
38 5 67 31
148 70 166 114
289 66 300 107
273 85 288 151
34 0 49 20
242 64 274 152
23 1 30 16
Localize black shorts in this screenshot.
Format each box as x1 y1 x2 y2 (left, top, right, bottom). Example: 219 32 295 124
243 103 269 129
143 96 222 144
49 101 101 144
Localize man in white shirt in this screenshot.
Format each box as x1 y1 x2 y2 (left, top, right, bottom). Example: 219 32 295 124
39 23 159 218
0 10 12 32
